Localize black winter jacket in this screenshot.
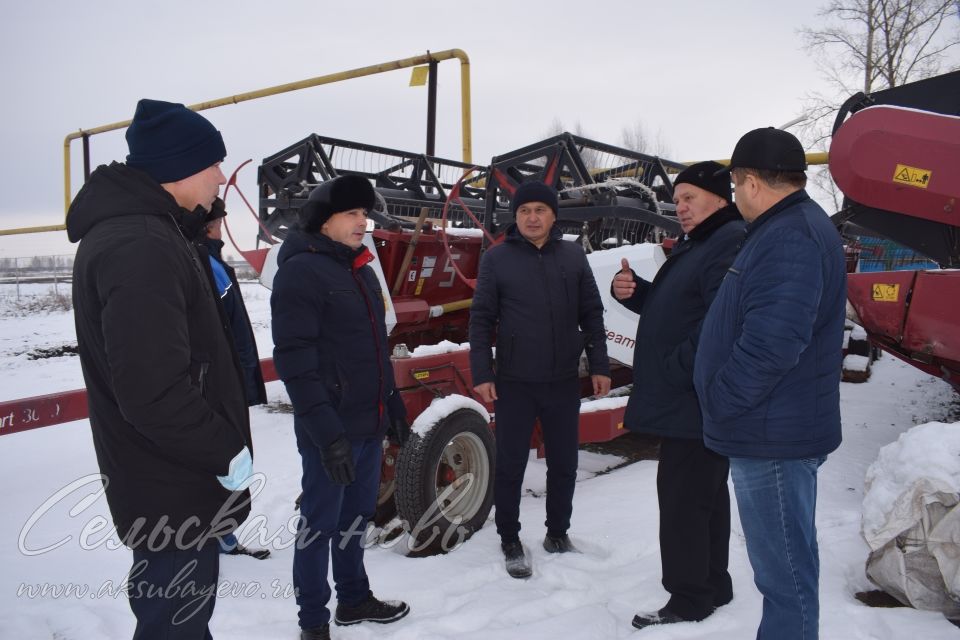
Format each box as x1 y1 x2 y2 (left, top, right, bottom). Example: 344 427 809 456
469 224 610 384
615 205 744 439
199 238 268 406
271 230 400 448
67 162 252 550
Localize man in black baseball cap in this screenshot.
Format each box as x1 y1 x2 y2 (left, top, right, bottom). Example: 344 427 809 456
718 126 808 178
694 127 846 640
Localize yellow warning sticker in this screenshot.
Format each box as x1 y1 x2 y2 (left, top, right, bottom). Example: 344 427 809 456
414 278 425 295
413 371 430 380
871 283 900 302
892 164 931 189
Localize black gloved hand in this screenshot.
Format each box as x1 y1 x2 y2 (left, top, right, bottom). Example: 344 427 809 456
320 435 355 485
388 416 412 447
386 390 410 446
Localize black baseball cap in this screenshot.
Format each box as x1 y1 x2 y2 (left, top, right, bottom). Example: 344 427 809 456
715 127 807 176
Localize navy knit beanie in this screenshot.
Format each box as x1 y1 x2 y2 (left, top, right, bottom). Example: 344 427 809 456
511 181 558 216
674 161 732 203
125 99 226 184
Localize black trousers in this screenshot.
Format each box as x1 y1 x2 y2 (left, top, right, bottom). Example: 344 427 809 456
657 436 733 620
493 378 581 542
128 544 219 640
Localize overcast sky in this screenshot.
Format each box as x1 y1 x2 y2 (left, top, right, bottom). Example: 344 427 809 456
1 0 955 258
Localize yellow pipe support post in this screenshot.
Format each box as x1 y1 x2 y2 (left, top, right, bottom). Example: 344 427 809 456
54 49 472 223
0 223 66 237
685 151 831 171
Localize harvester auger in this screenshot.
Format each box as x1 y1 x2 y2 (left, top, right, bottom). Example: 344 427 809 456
255 132 687 546
829 70 960 391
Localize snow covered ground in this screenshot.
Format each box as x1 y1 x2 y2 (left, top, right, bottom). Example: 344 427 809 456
1 281 959 639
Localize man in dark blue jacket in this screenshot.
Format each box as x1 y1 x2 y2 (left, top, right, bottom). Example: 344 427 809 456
272 176 410 640
198 199 271 561
469 181 610 578
612 162 744 629
202 199 267 407
694 129 846 640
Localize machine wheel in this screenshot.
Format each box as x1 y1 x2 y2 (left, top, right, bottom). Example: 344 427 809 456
374 441 399 526
395 408 495 551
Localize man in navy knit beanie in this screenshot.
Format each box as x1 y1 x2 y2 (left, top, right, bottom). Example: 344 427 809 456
67 100 254 639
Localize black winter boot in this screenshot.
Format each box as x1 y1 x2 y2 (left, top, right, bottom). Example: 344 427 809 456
334 591 409 626
543 533 577 554
299 624 330 640
631 606 693 629
501 540 532 579
227 543 271 560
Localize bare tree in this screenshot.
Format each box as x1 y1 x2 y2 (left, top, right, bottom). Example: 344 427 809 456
620 121 673 158
800 0 958 96
796 0 959 210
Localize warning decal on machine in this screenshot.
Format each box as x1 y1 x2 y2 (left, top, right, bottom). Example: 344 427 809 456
872 283 900 302
892 164 931 189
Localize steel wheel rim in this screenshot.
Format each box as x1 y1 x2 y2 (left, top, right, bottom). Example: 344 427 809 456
432 430 489 521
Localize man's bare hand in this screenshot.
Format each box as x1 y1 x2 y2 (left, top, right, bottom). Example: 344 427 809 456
474 382 498 404
592 374 611 397
612 258 636 300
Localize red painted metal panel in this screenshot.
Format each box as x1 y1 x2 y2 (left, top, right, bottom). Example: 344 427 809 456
577 407 628 444
0 360 280 437
830 105 960 226
0 389 88 436
847 271 917 342
259 358 279 383
240 248 270 275
900 270 960 366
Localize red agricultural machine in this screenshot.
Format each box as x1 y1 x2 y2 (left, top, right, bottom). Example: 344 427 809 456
829 71 960 392
252 132 687 543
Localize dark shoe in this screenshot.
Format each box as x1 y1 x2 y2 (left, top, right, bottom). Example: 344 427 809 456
227 544 271 560
501 540 532 579
300 624 330 640
334 591 410 626
542 533 577 554
713 592 733 609
631 607 690 629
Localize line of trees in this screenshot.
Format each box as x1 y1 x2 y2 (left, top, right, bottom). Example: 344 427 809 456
0 255 74 275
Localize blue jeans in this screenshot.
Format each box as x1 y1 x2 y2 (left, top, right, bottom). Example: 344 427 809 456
293 431 382 629
729 457 825 640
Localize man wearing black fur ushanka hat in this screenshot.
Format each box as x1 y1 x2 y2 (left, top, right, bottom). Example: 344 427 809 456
271 175 410 640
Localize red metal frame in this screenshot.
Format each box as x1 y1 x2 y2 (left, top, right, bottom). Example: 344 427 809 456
1 348 629 455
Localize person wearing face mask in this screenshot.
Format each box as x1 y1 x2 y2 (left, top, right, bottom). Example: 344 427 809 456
68 99 254 639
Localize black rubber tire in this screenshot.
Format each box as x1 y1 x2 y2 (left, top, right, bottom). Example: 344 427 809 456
394 408 495 551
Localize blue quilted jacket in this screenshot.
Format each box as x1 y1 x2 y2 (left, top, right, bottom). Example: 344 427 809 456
693 190 845 459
